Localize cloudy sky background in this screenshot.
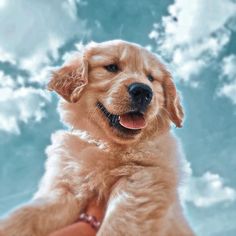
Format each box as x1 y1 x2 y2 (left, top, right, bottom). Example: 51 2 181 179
0 0 236 235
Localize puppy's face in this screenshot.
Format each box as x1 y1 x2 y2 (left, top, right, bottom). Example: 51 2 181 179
48 40 183 144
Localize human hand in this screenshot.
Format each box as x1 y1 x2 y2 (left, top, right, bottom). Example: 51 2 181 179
49 199 105 236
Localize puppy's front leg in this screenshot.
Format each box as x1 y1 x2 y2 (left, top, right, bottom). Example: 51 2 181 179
0 191 80 236
97 167 176 236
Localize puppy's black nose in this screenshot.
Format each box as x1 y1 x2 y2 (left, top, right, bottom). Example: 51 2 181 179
128 83 153 111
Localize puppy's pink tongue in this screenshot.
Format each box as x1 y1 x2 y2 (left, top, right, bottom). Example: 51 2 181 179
119 113 146 130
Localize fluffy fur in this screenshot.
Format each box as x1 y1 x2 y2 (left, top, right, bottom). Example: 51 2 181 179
0 40 194 236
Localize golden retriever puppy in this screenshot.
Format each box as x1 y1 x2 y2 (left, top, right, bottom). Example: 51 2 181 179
0 40 194 236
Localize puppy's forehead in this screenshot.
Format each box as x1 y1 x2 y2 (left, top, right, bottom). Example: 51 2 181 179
87 41 157 68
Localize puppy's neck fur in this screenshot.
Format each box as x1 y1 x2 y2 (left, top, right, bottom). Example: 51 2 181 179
71 129 108 150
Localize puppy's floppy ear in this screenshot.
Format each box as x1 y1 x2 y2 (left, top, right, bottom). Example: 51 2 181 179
163 72 184 128
48 55 88 103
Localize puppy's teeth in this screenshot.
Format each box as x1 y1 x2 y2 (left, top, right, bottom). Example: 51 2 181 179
118 116 120 121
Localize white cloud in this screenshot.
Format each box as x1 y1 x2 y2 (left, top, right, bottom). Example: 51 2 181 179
221 55 236 81
161 0 235 47
0 0 7 9
0 71 16 88
217 55 236 104
0 85 50 134
0 47 16 65
0 0 89 59
218 81 236 104
0 0 90 85
0 0 91 134
20 52 49 76
62 0 86 20
181 171 236 208
62 0 78 20
0 71 51 134
149 0 236 84
23 40 86 85
179 158 236 208
20 51 54 85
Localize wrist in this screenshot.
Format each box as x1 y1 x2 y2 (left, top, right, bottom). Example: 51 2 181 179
79 213 101 231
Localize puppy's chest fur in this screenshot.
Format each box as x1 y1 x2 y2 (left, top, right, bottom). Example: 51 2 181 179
45 131 178 204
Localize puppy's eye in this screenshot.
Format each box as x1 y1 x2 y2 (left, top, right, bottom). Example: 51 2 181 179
147 74 154 82
104 64 119 73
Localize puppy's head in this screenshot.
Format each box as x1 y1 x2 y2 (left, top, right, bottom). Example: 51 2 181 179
48 40 183 144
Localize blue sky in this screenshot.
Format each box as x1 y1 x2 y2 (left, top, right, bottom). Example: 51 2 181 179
0 0 236 235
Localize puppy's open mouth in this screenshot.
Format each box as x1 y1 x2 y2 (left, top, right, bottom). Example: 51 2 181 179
97 102 146 135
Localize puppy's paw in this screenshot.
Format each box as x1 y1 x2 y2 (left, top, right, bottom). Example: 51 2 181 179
0 221 35 236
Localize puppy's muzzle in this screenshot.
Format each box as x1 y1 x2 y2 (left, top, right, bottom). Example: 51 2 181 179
128 83 153 113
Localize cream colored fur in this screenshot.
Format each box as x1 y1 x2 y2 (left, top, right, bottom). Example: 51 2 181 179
0 40 194 236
